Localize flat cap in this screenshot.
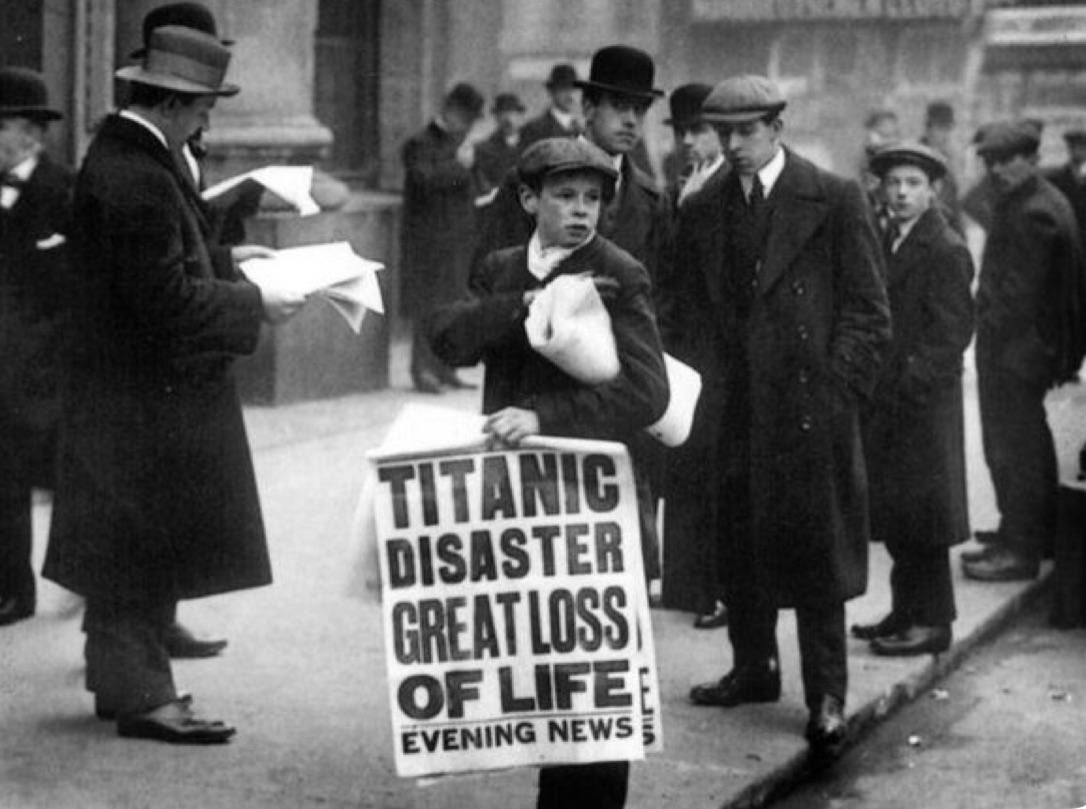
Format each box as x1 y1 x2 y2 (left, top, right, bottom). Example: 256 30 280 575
517 137 618 190
702 75 786 124
869 140 948 180
975 120 1041 159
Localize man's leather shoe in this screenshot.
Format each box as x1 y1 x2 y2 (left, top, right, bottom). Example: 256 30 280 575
165 623 227 659
0 594 34 627
850 611 906 641
805 695 847 752
690 663 781 707
870 624 952 657
693 601 728 630
962 547 1039 582
97 691 192 721
412 371 443 395
116 699 235 744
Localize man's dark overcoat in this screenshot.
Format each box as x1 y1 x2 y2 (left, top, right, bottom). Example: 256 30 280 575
44 114 270 603
1045 164 1086 243
399 121 476 318
472 153 670 289
428 235 669 579
474 130 521 194
663 148 890 608
519 109 579 151
861 207 974 549
0 154 72 486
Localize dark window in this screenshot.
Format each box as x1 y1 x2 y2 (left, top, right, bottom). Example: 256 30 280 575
314 0 381 186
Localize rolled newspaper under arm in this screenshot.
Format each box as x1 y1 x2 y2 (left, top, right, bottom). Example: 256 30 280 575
524 274 621 384
645 353 702 447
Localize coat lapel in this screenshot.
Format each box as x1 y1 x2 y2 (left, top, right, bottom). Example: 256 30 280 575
758 149 829 296
887 208 941 288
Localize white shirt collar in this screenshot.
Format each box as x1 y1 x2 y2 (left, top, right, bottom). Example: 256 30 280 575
0 154 39 209
551 107 575 129
527 229 596 281
119 109 169 151
741 145 786 199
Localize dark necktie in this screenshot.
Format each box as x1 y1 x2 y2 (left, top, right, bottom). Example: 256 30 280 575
748 173 765 215
882 220 901 257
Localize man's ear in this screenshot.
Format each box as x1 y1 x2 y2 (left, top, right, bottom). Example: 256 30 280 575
517 184 539 216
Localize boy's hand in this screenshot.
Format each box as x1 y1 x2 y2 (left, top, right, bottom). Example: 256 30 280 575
484 407 540 447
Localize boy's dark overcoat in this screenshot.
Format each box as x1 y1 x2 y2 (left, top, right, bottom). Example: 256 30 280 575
44 114 270 603
662 148 890 608
861 207 974 549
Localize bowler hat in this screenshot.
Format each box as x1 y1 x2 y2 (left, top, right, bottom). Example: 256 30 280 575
115 25 239 96
492 92 526 115
574 45 664 101
1064 127 1086 145
869 140 948 181
702 75 786 124
131 2 233 58
0 67 62 121
925 101 955 128
517 137 618 194
665 83 713 128
545 63 578 90
445 82 485 120
974 120 1040 159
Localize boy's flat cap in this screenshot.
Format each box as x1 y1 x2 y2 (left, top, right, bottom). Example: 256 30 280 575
869 140 948 180
517 137 618 185
974 120 1041 158
702 75 786 124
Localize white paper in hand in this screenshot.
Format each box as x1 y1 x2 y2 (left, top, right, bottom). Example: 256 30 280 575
524 274 620 384
644 354 702 447
203 165 320 216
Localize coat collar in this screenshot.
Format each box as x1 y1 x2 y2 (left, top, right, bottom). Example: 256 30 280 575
885 207 943 284
756 147 830 295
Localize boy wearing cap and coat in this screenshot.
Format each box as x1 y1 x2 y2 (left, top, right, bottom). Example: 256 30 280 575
44 26 307 743
473 46 670 292
963 120 1086 582
428 137 668 809
669 75 890 751
0 67 72 628
853 142 974 656
400 82 486 394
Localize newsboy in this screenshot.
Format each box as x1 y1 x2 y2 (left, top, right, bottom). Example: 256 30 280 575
44 26 307 743
854 142 975 656
0 67 72 628
671 75 890 751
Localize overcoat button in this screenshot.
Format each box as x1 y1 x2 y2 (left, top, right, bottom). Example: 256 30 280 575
798 369 809 384
797 325 809 341
793 281 805 295
800 416 812 431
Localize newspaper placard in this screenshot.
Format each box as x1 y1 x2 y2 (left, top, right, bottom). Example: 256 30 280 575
371 437 661 778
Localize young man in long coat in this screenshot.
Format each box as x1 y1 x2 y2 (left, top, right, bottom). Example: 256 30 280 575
854 142 974 656
963 121 1086 581
44 26 306 743
0 67 72 627
672 75 890 751
400 82 485 394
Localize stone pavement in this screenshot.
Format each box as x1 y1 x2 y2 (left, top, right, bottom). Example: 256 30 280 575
1 336 1081 809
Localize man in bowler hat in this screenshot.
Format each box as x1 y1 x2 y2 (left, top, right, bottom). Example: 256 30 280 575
962 121 1086 582
474 45 671 296
0 67 72 628
854 141 974 656
44 25 308 743
667 75 890 752
400 81 485 394
520 63 582 150
474 92 527 197
665 82 727 212
1046 127 1086 243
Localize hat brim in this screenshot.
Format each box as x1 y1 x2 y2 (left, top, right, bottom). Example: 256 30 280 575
573 80 664 101
129 36 235 60
870 153 946 180
702 104 786 125
115 64 239 96
0 106 62 121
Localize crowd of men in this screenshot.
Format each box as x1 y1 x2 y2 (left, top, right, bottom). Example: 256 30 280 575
2 3 1086 807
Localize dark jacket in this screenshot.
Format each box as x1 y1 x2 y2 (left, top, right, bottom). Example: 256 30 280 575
472 152 671 291
976 174 1086 388
427 235 669 578
663 148 891 607
0 154 72 486
862 208 974 548
520 108 579 151
474 130 522 194
399 121 476 317
1045 163 1086 241
44 114 269 603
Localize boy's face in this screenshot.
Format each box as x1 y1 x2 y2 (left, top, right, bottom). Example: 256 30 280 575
882 164 935 222
519 171 604 249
